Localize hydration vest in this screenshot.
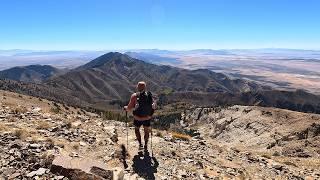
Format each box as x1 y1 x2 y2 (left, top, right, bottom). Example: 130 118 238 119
133 91 154 117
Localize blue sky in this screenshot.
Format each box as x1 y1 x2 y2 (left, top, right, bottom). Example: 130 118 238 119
1 0 320 50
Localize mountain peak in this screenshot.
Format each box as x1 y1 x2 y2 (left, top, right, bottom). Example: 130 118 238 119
76 52 134 70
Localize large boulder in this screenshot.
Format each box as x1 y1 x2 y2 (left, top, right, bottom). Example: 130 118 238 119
50 155 113 180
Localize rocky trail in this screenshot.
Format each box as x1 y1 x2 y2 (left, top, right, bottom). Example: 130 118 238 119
0 90 320 179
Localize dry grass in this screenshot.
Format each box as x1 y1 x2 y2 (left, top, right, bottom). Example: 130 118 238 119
0 124 8 132
36 121 51 129
13 128 29 140
2 101 15 107
54 139 67 148
283 161 298 167
0 90 54 113
256 151 276 160
172 132 191 141
274 156 320 169
29 135 47 143
261 154 272 159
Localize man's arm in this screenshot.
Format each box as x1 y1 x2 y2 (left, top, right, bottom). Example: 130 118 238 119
152 94 157 110
124 93 136 111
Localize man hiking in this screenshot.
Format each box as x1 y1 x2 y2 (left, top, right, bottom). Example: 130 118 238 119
124 81 155 150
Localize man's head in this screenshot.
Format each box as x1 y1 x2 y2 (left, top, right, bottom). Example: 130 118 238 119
137 81 146 92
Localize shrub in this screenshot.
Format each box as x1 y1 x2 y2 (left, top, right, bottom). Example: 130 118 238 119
14 129 29 139
46 138 55 148
273 151 281 156
63 122 72 129
283 161 298 167
14 107 27 114
172 132 191 141
71 142 80 150
50 106 61 114
55 140 65 148
155 131 163 138
261 154 272 159
103 111 126 122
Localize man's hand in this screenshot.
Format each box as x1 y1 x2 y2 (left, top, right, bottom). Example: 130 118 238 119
152 102 157 110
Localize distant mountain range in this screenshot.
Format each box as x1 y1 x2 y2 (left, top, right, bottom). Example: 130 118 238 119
0 50 105 70
124 48 320 58
125 52 181 65
1 48 319 69
0 52 319 113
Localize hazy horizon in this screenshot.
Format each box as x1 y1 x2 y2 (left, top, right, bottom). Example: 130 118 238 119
1 48 320 52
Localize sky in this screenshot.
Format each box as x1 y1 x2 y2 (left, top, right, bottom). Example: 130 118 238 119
0 0 320 50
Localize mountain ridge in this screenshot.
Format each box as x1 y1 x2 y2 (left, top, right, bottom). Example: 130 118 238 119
46 52 262 104
76 52 134 70
0 52 320 114
0 65 63 83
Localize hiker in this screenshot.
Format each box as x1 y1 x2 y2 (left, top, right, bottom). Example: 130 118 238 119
124 81 155 150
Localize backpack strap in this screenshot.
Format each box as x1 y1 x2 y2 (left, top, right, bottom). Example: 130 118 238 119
147 91 153 102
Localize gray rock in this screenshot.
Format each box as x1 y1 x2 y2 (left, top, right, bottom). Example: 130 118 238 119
27 168 48 177
90 166 113 179
111 167 124 180
54 175 65 180
51 155 113 179
272 164 284 171
29 143 41 149
8 172 21 179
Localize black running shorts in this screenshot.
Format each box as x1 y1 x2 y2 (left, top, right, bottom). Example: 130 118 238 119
134 119 151 127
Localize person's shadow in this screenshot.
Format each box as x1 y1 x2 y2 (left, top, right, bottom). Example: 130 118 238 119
132 150 159 180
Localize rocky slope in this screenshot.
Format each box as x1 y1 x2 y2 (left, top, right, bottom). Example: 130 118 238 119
182 106 320 157
1 90 320 179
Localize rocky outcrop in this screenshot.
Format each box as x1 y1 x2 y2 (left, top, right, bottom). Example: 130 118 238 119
181 105 320 157
51 155 113 179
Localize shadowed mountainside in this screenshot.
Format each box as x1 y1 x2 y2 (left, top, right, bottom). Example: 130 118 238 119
0 65 64 83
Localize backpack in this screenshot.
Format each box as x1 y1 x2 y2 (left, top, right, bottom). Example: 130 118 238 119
133 91 154 117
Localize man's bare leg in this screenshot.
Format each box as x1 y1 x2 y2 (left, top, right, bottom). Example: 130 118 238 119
143 126 150 149
135 127 142 148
